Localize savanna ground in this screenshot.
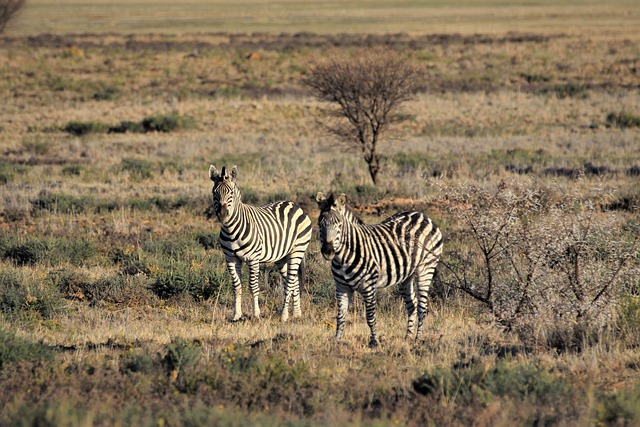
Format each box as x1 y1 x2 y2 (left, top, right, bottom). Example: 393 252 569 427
1 1 640 425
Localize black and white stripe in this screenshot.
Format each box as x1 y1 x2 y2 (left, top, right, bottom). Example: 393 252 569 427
209 165 312 321
316 192 443 347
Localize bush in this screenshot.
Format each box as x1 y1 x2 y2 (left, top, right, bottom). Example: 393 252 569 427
334 184 382 206
149 260 219 301
120 351 155 374
121 158 154 180
0 328 53 370
544 82 589 99
606 111 640 129
31 192 93 214
440 181 639 349
64 115 195 136
195 232 218 250
2 238 49 265
413 359 570 407
107 120 144 134
162 338 201 376
141 114 195 133
61 164 84 176
389 152 437 175
63 120 108 136
0 268 64 319
55 238 97 266
0 161 26 184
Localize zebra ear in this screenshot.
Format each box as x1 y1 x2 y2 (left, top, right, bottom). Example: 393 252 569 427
315 192 327 208
209 165 220 182
230 165 238 182
336 193 347 207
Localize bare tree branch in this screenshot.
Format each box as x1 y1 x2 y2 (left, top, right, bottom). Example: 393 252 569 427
0 0 25 34
303 49 424 185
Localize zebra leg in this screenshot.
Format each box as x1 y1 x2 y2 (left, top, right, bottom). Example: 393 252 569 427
248 260 261 318
335 284 353 340
415 264 437 340
226 259 243 321
401 278 418 340
276 260 291 322
362 287 380 347
288 253 305 319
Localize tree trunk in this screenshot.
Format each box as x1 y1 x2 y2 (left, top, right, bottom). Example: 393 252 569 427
368 155 379 185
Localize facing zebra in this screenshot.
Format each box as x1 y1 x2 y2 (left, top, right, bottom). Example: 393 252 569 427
316 192 443 347
209 165 312 322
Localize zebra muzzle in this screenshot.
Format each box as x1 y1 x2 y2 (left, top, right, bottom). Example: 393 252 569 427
216 205 229 221
321 242 335 260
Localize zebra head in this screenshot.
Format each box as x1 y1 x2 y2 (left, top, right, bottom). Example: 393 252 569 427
316 192 348 261
209 165 239 222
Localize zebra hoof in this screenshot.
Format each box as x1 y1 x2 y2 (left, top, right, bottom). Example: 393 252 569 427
368 338 380 348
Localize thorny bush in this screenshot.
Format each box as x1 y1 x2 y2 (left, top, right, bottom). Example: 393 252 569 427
439 178 638 350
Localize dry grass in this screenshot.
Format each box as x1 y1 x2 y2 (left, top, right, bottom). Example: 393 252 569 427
7 0 640 38
1 6 640 425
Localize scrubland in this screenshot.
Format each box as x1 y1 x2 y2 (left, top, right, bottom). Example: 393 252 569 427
1 2 640 425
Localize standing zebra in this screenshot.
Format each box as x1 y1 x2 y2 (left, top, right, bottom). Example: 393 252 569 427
209 165 312 322
316 192 443 347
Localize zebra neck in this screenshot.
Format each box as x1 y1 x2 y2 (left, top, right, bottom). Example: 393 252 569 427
219 202 249 236
335 219 364 259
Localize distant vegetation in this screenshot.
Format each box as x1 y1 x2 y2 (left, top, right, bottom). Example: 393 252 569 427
1 9 640 425
63 114 195 136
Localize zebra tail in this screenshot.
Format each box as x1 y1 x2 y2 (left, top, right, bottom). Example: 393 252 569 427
298 256 307 293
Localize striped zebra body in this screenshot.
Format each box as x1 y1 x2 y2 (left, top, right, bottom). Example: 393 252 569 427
210 165 312 321
316 192 443 347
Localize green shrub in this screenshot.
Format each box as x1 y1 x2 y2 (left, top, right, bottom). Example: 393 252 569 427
162 337 201 375
31 192 93 214
0 269 64 319
47 268 90 298
544 82 589 99
143 238 199 258
334 184 382 206
61 164 83 176
149 260 218 300
2 238 49 265
195 231 218 250
413 360 569 406
21 136 50 155
120 351 155 374
107 120 144 134
121 158 154 180
83 274 151 306
0 161 16 184
597 382 640 425
141 114 195 133
55 238 97 266
2 236 96 267
0 328 54 370
63 120 108 136
92 85 119 101
390 152 436 174
606 111 640 129
617 296 640 348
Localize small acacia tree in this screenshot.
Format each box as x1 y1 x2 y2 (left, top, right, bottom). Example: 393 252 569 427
303 49 424 185
0 0 25 34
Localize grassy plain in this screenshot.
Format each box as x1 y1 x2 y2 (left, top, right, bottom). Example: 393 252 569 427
1 1 640 426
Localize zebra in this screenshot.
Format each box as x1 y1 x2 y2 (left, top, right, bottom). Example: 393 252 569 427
315 192 443 347
209 165 312 322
